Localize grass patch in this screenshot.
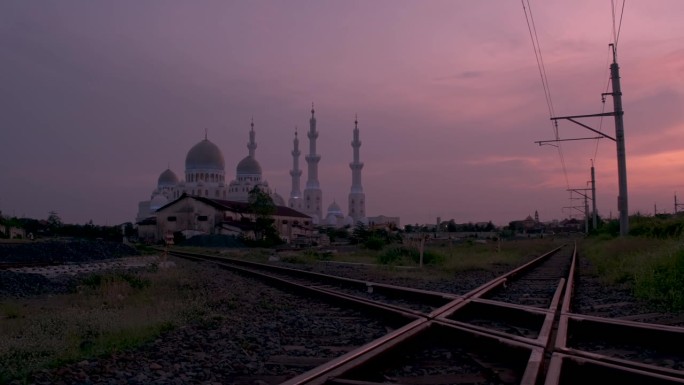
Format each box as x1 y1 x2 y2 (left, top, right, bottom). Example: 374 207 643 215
581 237 684 312
0 260 215 384
373 238 562 272
0 303 22 319
205 238 562 273
428 238 562 272
377 246 443 265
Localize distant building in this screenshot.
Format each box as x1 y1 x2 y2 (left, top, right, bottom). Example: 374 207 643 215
367 215 401 230
136 121 281 223
522 215 536 230
143 194 312 243
509 211 545 235
136 106 377 229
558 218 583 232
0 217 27 239
324 201 352 228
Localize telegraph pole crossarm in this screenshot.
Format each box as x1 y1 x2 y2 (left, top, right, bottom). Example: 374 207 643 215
549 115 616 141
566 188 591 234
675 193 684 214
568 188 592 199
535 136 605 146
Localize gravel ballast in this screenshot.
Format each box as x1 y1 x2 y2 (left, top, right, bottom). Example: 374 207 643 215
3 244 683 384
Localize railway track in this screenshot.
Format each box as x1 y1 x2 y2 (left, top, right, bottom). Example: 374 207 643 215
169 244 684 385
167 249 459 317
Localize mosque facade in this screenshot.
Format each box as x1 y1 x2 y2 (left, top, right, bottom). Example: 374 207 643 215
136 106 369 236
136 119 283 223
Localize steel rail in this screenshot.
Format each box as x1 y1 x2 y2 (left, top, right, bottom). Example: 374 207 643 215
165 249 458 305
177 244 669 385
429 244 566 319
555 313 684 380
169 251 423 321
548 242 684 384
544 353 684 385
282 244 569 385
164 244 567 384
168 250 447 317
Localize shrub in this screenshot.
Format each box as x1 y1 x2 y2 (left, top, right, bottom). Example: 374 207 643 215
410 249 444 265
377 247 405 264
628 215 684 238
364 236 385 251
377 246 444 266
582 237 684 312
634 249 684 311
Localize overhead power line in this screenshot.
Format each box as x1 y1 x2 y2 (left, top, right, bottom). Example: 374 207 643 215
612 0 626 49
521 0 570 189
595 1 626 164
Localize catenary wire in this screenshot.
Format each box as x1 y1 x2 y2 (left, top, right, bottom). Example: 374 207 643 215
595 1 626 163
522 0 570 189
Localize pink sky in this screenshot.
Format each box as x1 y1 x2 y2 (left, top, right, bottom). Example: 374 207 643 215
1 1 683 226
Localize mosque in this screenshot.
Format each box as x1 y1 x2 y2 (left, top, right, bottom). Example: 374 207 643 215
136 105 373 240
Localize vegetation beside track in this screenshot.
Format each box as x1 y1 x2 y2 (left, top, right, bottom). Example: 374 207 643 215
580 236 684 312
174 238 566 277
0 260 217 384
379 238 564 271
580 214 684 312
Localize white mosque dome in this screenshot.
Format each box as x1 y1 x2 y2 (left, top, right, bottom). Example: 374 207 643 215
157 168 179 187
327 201 343 216
236 156 262 175
185 139 225 171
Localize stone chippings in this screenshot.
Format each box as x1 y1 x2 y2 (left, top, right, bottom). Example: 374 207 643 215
0 240 139 298
277 256 683 325
224 255 684 324
0 270 72 297
272 261 507 295
5 248 684 384
16 262 391 385
573 256 684 325
0 240 139 264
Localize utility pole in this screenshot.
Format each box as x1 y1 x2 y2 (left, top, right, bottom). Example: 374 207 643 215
675 193 684 214
540 44 628 236
567 188 592 234
590 162 597 229
562 204 586 233
584 193 590 234
610 45 629 235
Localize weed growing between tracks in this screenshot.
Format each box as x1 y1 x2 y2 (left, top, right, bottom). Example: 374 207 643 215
0 259 215 384
190 239 563 277
376 238 563 271
581 237 684 312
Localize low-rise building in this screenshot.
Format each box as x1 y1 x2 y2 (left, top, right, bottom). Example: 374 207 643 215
367 215 400 230
141 194 312 243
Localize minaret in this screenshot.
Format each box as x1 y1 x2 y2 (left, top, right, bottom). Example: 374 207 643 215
303 103 323 221
289 128 303 210
348 115 365 221
248 118 257 157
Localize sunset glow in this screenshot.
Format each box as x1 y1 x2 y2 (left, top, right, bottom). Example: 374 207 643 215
2 1 683 225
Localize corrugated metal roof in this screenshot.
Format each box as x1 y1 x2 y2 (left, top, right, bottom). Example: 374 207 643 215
156 194 311 219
